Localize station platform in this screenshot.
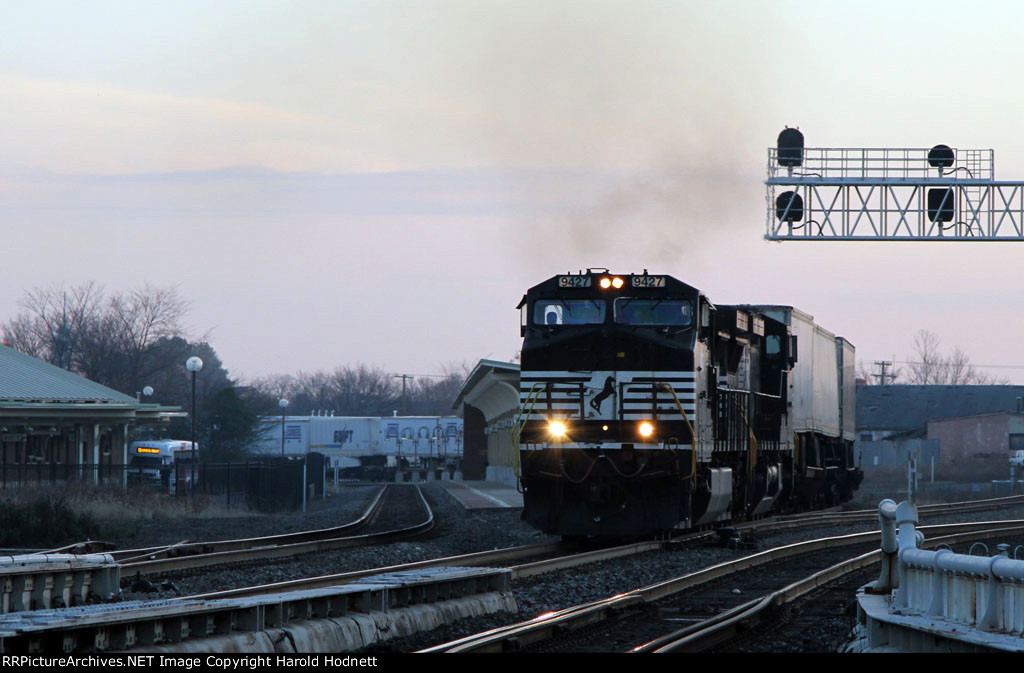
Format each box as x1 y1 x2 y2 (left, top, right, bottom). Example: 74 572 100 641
434 480 523 511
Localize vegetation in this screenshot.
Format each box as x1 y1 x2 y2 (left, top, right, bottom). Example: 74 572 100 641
859 329 1008 385
0 496 100 548
248 363 469 417
1 282 468 462
902 329 1007 385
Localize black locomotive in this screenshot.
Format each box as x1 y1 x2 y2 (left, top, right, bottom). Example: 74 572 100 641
516 269 862 537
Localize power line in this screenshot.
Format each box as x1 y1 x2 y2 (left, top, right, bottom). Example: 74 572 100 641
893 360 1024 371
873 361 897 385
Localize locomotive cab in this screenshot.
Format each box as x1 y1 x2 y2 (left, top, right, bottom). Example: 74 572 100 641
517 271 710 536
515 270 862 538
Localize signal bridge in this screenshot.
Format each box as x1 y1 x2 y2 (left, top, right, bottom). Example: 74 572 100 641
766 128 1024 241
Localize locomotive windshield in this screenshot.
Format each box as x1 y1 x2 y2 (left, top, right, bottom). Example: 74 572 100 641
614 298 693 326
533 299 606 325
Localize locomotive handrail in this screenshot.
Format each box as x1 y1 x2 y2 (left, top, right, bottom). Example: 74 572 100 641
720 390 759 476
513 382 547 492
735 396 758 476
657 383 697 486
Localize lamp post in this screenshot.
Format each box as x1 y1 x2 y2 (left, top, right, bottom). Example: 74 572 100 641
185 356 203 494
278 399 289 457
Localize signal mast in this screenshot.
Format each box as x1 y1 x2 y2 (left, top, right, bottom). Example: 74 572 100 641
766 128 1024 241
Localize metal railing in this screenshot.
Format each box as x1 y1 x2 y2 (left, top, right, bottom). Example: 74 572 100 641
763 145 1024 241
768 147 994 182
876 499 1024 636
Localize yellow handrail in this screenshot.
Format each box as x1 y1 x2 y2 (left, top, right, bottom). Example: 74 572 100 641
511 382 546 492
657 383 697 486
731 394 758 476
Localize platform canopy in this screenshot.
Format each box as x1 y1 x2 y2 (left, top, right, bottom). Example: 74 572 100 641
0 344 182 424
451 359 520 424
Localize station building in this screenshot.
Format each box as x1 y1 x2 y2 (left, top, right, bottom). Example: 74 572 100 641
451 359 520 484
0 344 182 485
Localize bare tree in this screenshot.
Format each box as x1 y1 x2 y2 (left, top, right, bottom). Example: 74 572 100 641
408 362 472 415
80 286 191 392
328 364 399 415
2 282 192 392
247 362 471 417
906 330 946 384
903 329 1005 385
856 360 874 383
3 282 104 368
248 374 297 409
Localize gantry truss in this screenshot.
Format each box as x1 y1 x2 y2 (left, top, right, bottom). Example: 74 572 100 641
765 145 1024 241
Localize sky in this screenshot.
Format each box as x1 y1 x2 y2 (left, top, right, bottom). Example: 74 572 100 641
4 1 1024 384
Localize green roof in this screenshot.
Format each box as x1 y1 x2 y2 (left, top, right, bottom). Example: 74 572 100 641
0 345 137 404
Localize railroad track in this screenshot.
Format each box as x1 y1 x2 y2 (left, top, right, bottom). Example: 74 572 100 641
46 485 389 560
745 493 1024 533
44 491 1024 576
185 539 634 600
420 519 1024 653
106 491 1024 597
639 520 1024 653
117 484 434 575
7 493 1024 652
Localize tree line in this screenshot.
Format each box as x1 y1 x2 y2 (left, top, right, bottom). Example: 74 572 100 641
249 364 469 418
859 329 1009 385
1 283 467 462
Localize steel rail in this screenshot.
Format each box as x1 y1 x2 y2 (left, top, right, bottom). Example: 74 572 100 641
133 493 1024 589
122 486 430 575
420 518 1024 653
50 490 1022 565
184 540 659 601
740 494 1024 534
641 523 1024 653
45 489 1024 556
48 485 390 561
778 494 1024 522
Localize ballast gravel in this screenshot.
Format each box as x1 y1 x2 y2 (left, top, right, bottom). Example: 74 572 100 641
99 482 1024 653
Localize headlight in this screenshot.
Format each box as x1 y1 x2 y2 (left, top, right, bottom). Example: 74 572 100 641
638 421 654 438
549 421 568 438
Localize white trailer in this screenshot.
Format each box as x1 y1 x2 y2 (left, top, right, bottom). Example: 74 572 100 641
254 415 464 468
750 306 852 442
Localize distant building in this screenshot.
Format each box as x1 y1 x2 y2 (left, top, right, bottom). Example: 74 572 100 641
856 385 1024 479
927 412 1024 481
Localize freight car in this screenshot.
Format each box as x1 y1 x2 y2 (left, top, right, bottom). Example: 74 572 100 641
515 269 861 537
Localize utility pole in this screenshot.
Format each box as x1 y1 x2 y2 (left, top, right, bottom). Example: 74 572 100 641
873 361 896 385
394 374 414 414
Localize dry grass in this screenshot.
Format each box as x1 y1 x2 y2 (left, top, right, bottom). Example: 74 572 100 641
1 483 254 522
